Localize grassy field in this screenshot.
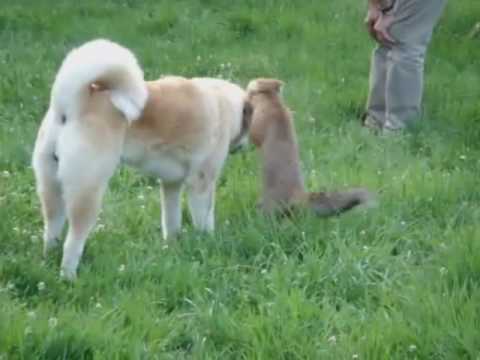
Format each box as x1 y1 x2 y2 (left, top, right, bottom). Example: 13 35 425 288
1 0 480 358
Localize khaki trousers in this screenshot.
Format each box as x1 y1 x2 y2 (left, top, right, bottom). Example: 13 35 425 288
366 0 447 129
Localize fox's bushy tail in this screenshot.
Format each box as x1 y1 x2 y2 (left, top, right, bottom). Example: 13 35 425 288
307 188 376 217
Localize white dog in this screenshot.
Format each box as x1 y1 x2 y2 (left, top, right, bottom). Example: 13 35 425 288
32 39 250 280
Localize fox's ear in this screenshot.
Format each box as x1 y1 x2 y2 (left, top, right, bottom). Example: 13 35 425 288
246 80 260 94
270 79 284 93
260 78 284 93
247 78 284 94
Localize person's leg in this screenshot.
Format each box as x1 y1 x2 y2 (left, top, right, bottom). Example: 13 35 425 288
384 0 447 130
365 45 390 128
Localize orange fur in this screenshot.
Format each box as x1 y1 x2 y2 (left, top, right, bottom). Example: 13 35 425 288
246 78 375 216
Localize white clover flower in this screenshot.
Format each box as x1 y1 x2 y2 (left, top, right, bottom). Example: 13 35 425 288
137 194 145 201
48 317 58 328
118 264 126 273
327 335 337 345
459 155 467 161
37 282 46 292
161 244 169 251
260 269 267 275
27 311 36 319
2 170 10 178
95 302 102 309
408 344 417 352
352 354 359 359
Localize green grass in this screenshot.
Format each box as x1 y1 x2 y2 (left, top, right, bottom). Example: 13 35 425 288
1 0 480 358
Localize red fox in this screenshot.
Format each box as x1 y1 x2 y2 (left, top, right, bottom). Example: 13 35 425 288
246 78 375 216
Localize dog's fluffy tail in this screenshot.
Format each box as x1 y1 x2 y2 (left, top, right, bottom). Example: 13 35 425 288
51 39 148 122
307 188 376 217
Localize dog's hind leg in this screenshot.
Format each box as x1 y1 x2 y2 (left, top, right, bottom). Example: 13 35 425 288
160 181 183 240
39 176 66 256
33 140 66 256
60 181 108 280
56 132 122 280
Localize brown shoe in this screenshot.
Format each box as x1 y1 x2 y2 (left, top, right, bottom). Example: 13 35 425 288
361 113 383 132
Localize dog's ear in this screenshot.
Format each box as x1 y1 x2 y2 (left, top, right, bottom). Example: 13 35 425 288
242 100 253 129
229 100 254 154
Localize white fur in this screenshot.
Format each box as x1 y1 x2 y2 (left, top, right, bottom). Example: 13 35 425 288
33 39 149 280
32 40 248 281
52 39 148 122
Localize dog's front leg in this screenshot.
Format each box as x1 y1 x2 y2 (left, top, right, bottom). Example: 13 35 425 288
187 180 215 233
160 182 183 240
